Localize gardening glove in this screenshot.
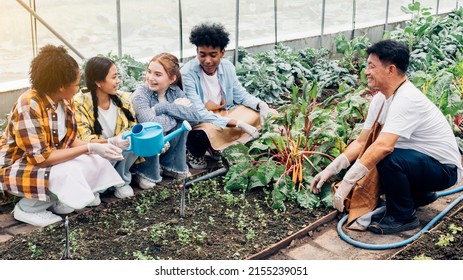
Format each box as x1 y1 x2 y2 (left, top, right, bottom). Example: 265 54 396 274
310 154 350 194
333 160 369 212
161 142 170 154
236 120 260 139
88 143 124 161
174 98 192 108
108 133 130 150
258 102 273 126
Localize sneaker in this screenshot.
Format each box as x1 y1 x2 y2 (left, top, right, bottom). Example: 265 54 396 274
114 184 134 199
206 148 221 161
187 151 207 169
135 175 156 190
414 192 437 208
13 204 62 227
52 201 74 215
163 169 192 179
368 214 420 234
87 193 101 207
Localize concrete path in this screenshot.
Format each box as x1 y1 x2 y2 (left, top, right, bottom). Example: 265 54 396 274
270 188 463 260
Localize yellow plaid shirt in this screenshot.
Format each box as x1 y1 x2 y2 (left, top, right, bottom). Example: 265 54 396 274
0 89 77 201
73 90 137 141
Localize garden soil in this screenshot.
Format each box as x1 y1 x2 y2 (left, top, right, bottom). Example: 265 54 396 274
0 171 331 260
1 165 462 260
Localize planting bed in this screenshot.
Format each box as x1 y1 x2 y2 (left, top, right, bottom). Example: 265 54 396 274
390 202 463 260
0 177 331 260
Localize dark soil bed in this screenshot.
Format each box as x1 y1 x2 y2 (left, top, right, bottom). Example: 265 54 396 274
390 202 463 260
0 177 330 260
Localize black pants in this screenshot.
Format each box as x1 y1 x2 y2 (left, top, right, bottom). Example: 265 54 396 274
377 148 458 220
187 130 211 157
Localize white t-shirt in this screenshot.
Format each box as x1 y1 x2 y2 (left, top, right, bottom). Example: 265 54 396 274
56 102 67 141
98 100 117 139
363 80 462 181
201 69 222 105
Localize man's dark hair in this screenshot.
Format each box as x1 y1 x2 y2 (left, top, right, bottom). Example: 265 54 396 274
366 40 410 74
29 44 79 95
189 22 230 50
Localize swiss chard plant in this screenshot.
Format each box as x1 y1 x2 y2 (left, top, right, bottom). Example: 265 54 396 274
223 81 338 210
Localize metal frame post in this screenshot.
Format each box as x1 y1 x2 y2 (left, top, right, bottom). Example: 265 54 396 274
351 0 356 39
179 0 184 62
116 0 122 57
234 0 240 65
321 0 326 48
385 0 390 34
274 0 278 47
28 0 38 57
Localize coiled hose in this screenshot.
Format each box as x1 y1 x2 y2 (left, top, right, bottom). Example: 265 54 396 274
337 185 463 250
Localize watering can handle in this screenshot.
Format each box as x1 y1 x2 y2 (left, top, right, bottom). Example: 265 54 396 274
122 131 133 151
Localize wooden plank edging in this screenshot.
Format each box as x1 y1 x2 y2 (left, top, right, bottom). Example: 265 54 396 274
246 210 338 260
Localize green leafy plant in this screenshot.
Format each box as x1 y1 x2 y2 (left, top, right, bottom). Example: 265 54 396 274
27 242 44 258
413 254 433 260
174 226 192 246
150 222 168 245
132 249 154 260
223 81 338 210
436 233 454 247
448 223 462 234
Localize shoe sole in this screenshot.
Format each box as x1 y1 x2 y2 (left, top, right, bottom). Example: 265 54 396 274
368 217 420 234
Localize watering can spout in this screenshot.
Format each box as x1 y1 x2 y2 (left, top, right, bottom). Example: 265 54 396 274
164 120 192 143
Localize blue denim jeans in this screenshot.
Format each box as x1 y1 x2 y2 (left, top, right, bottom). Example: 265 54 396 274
377 148 457 220
134 122 188 183
112 151 138 185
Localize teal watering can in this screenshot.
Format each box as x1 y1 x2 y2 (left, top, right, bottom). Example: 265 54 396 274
123 120 191 157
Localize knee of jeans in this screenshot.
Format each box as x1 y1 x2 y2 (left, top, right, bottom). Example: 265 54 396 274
377 153 395 171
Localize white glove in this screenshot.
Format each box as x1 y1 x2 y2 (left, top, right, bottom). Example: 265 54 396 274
88 143 124 161
333 160 369 212
236 120 260 139
258 102 272 126
174 98 192 108
161 142 170 154
310 154 350 194
108 133 130 150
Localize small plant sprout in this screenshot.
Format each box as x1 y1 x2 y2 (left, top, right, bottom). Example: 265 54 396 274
208 216 215 226
413 254 433 260
133 249 154 260
436 233 454 247
246 228 256 241
150 223 168 245
195 231 208 244
159 189 170 201
448 223 462 234
174 226 192 245
28 242 44 258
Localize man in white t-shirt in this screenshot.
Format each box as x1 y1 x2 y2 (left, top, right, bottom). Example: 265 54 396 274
310 40 462 234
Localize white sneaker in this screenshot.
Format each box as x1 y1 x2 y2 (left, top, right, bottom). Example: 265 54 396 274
13 204 62 227
114 184 134 199
87 193 101 207
135 175 156 190
52 201 74 215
